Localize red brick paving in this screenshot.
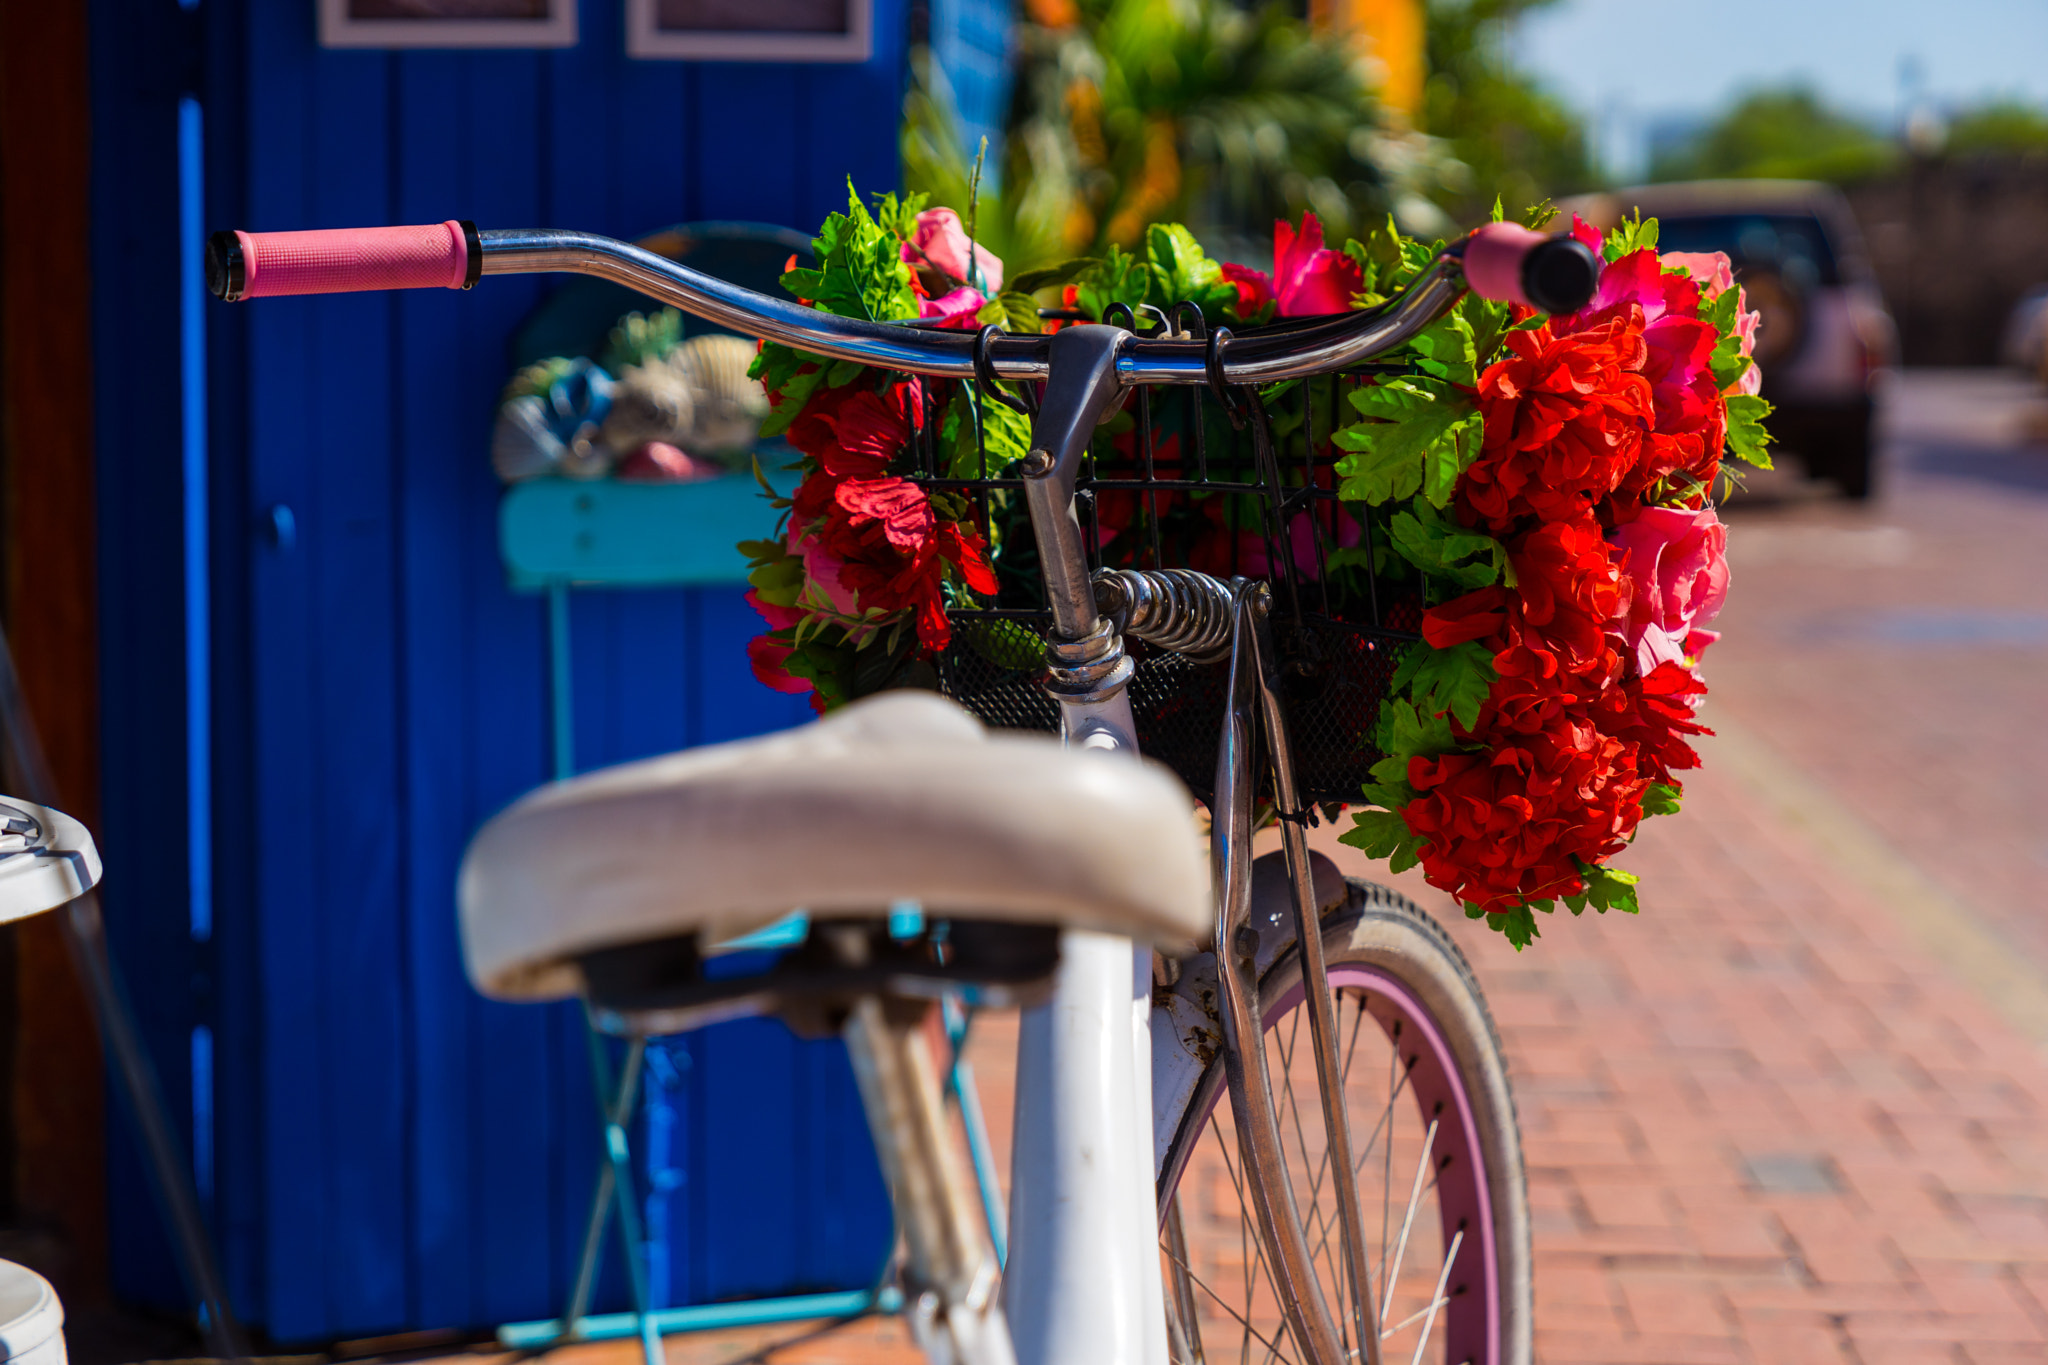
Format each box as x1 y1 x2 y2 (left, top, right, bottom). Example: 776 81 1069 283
484 374 2048 1363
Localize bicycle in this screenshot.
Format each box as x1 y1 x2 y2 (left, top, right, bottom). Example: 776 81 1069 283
207 215 1600 1365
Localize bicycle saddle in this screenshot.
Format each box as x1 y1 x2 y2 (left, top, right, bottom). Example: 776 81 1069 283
458 690 1210 1003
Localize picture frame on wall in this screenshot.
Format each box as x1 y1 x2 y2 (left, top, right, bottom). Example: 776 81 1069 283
625 0 873 62
317 0 578 49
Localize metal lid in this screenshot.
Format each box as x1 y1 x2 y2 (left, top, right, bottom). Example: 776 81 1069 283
0 1259 63 1361
0 798 99 925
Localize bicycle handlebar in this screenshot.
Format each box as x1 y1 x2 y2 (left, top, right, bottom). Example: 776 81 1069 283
208 221 482 300
207 220 1599 383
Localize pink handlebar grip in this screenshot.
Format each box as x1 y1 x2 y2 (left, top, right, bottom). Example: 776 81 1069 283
1460 221 1601 315
1461 223 1547 306
207 220 479 301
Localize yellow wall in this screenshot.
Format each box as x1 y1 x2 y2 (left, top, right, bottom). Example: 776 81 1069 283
1313 0 1424 119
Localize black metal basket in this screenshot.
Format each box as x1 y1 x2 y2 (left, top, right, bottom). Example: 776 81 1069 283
898 322 1423 807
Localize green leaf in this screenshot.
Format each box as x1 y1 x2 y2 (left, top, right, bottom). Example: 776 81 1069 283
1371 694 1459 766
1391 639 1496 730
1641 782 1683 817
1410 307 1479 388
1488 194 1505 224
1074 245 1150 322
1010 257 1101 294
1724 393 1776 469
954 615 1043 670
1460 290 1511 370
944 386 1033 479
1605 213 1659 261
1345 214 1407 296
1333 379 1483 508
1520 198 1559 231
1470 902 1542 950
994 291 1045 335
1338 807 1424 876
1564 859 1641 916
1386 502 1508 589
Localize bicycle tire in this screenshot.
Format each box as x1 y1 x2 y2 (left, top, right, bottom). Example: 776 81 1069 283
1154 877 1531 1365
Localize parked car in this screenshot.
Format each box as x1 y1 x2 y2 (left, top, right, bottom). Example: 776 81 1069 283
2000 284 2048 385
1561 180 1898 499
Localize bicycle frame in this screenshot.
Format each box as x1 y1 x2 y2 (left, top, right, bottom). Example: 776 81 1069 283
208 218 1575 1365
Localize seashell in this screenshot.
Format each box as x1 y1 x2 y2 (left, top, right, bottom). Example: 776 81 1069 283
491 394 567 483
600 359 696 455
616 441 717 483
669 334 769 458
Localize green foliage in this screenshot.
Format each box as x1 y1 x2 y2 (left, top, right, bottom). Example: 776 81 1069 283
1467 900 1541 949
1338 807 1424 875
1603 214 1658 262
1724 393 1775 469
1332 378 1484 507
1066 231 1241 326
1641 783 1683 817
902 0 1466 276
1391 638 1495 730
601 308 683 374
781 185 926 323
943 387 1034 479
501 355 585 406
953 615 1045 670
1563 860 1641 916
1387 499 1509 588
1420 0 1592 223
1649 85 1898 185
1945 98 2048 155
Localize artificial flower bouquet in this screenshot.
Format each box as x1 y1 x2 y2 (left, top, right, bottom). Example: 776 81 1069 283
740 187 1769 946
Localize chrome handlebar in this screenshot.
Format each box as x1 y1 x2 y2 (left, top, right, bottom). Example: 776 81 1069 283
476 228 1473 385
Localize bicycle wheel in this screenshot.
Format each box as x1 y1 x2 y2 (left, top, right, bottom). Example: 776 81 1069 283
1155 879 1531 1365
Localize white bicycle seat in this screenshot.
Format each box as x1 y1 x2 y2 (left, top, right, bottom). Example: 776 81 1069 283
459 690 1211 1000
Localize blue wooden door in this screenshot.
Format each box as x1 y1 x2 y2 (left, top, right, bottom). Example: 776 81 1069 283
93 0 900 1342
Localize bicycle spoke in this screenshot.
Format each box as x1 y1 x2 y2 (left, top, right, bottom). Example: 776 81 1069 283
1159 1239 1300 1365
1380 1116 1439 1327
1405 1228 1462 1365
1205 1113 1283 1365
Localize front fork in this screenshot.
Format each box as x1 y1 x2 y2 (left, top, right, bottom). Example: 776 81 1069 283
1005 326 1381 1365
1002 325 1170 1365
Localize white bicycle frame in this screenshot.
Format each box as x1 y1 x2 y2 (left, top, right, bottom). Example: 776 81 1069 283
1003 691 1168 1365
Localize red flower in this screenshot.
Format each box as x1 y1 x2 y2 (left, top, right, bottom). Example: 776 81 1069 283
787 380 923 476
1458 314 1656 531
1421 518 1629 690
1222 213 1365 318
1402 713 1645 913
1590 661 1711 788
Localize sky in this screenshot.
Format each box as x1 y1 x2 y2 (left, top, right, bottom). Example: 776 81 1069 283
1514 0 2048 176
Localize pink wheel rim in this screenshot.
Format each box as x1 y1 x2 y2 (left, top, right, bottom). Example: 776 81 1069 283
1167 963 1501 1365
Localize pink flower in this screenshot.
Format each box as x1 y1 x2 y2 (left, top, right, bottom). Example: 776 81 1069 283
918 285 988 329
1607 505 1729 676
785 517 861 617
901 208 1003 294
1231 508 1363 579
744 590 811 694
1662 251 1762 396
1222 213 1365 318
1561 248 1721 437
1660 251 1734 296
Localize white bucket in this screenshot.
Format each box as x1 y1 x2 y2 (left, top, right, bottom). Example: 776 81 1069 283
0 1262 64 1365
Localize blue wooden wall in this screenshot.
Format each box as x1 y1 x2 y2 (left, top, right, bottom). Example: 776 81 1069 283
93 0 901 1342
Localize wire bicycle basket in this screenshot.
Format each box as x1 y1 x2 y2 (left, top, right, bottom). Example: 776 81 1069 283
893 308 1425 807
